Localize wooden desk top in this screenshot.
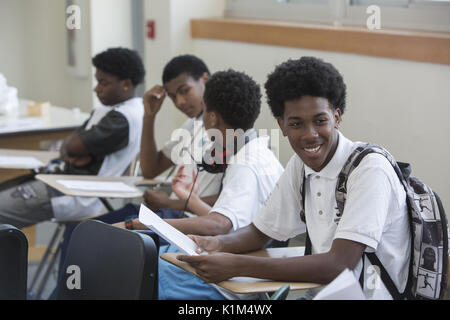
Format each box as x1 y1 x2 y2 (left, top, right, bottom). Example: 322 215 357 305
161 247 322 294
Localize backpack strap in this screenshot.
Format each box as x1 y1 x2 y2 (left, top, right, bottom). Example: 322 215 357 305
299 166 312 256
335 142 407 300
365 253 404 300
336 143 411 212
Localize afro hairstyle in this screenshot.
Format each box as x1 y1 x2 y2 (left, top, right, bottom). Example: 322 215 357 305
92 47 145 86
264 56 347 118
204 69 261 131
162 55 210 84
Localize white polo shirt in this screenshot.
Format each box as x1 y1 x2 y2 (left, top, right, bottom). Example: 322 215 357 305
253 131 411 300
210 135 285 231
210 134 284 299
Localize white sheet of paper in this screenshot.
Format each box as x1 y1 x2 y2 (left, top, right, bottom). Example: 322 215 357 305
228 276 271 282
0 155 44 169
138 204 201 256
56 180 139 193
313 268 366 300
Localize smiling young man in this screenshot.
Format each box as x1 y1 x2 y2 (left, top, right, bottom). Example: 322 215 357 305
179 57 411 300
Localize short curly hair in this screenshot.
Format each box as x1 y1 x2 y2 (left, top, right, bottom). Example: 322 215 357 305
162 55 210 84
92 47 145 86
204 69 261 130
264 57 346 117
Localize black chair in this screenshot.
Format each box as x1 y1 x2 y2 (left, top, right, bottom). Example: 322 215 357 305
0 224 28 300
56 220 158 300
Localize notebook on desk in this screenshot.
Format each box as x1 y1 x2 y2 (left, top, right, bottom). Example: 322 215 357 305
0 155 44 169
35 174 143 198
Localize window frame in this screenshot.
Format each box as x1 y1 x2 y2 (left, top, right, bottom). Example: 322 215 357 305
225 0 450 32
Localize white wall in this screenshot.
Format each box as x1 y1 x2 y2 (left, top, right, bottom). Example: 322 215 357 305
144 0 225 148
0 0 94 112
0 0 135 113
90 0 134 109
90 0 133 55
0 0 26 92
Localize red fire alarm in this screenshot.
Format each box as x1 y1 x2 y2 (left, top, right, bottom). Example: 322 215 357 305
147 20 155 39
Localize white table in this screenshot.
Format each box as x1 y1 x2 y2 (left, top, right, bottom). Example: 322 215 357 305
0 99 90 150
0 149 59 169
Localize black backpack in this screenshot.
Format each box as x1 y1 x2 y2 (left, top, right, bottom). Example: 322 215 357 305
301 143 449 300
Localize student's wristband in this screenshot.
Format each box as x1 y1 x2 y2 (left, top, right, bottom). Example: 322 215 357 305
124 218 134 230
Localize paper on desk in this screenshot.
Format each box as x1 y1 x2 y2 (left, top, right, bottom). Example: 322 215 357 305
0 155 44 169
138 204 201 256
56 180 139 193
0 118 43 134
313 268 366 300
228 276 270 282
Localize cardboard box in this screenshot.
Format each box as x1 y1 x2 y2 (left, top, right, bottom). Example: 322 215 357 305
27 101 50 117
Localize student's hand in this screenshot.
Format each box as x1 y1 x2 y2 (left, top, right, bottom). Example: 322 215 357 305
177 252 240 283
189 235 223 254
143 189 170 211
171 165 199 201
143 85 166 118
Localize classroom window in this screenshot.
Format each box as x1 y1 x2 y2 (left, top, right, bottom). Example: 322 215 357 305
225 0 450 32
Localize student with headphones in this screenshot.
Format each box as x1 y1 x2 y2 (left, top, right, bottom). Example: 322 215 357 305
120 69 284 299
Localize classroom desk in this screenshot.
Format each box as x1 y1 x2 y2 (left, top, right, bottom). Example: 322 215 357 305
26 173 168 261
0 149 59 169
28 174 169 298
161 246 322 294
0 149 59 181
35 174 169 199
0 99 90 151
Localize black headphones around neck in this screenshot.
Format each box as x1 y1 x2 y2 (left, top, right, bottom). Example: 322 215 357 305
197 129 258 174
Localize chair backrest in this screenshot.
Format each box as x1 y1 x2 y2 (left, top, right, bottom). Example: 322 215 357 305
125 153 141 177
57 220 158 300
0 224 28 300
